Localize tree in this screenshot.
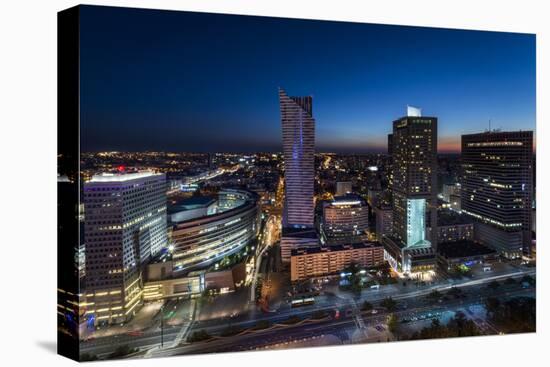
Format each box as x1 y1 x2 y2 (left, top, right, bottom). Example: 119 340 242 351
447 311 480 337
521 275 535 286
486 297 535 333
504 277 516 285
108 344 138 359
361 301 373 312
484 297 501 315
487 280 500 291
254 320 271 330
220 325 243 337
427 290 442 301
448 287 463 298
312 310 328 319
381 297 397 312
283 316 301 325
187 330 212 343
410 313 480 340
80 353 98 361
387 314 399 333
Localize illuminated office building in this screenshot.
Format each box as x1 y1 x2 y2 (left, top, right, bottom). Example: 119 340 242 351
83 171 168 325
322 194 369 243
383 106 437 274
387 133 394 190
290 242 384 282
279 88 315 228
374 204 393 241
170 188 260 273
442 183 460 203
280 88 318 262
461 131 533 258
391 106 438 249
427 210 474 243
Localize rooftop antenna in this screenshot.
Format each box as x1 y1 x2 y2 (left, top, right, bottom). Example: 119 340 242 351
489 119 491 132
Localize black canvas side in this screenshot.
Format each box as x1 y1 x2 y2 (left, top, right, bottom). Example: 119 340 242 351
57 5 81 362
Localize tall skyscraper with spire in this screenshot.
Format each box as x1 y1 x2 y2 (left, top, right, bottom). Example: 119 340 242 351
279 88 318 262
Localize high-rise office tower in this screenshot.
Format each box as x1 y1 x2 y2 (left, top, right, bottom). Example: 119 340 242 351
279 88 315 228
391 106 438 249
374 203 393 241
461 131 533 258
387 133 394 190
279 88 318 263
83 171 168 325
322 194 369 243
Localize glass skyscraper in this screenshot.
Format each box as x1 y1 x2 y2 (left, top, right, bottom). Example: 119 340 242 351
391 109 438 249
279 88 315 228
461 131 533 258
83 171 168 325
279 88 318 263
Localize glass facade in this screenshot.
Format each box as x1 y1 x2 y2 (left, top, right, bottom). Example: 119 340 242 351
406 198 426 246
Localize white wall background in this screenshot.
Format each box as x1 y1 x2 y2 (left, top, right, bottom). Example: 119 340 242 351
0 1 547 366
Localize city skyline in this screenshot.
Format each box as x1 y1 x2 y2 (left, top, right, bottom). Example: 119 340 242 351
80 6 535 154
58 6 536 362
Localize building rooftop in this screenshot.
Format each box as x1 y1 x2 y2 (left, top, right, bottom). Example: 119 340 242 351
168 196 216 214
437 241 496 259
329 193 365 206
406 246 435 257
282 227 318 239
438 209 474 226
171 188 258 228
291 242 383 256
88 171 162 183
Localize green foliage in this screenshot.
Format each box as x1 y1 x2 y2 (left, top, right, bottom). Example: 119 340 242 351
283 316 302 325
361 301 373 312
312 310 328 319
427 290 442 301
387 314 399 333
504 277 516 285
485 296 535 333
484 297 501 315
448 287 463 298
381 297 397 311
80 353 99 361
455 264 472 276
447 311 480 337
220 325 243 337
521 275 535 286
108 344 138 359
187 330 212 343
254 320 272 330
410 312 480 340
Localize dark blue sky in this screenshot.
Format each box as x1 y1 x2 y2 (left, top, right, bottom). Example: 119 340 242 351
80 5 536 153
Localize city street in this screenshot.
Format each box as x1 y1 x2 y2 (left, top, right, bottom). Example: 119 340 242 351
80 263 535 359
